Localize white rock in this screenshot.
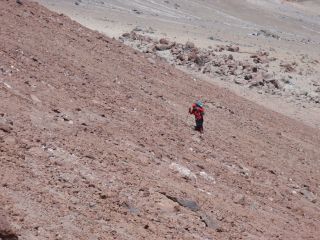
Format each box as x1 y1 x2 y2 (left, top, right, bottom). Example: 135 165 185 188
169 162 197 180
199 171 215 182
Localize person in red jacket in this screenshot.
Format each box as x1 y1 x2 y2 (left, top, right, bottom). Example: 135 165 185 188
189 101 205 133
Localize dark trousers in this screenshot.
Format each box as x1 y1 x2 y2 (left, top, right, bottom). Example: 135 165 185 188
195 119 204 133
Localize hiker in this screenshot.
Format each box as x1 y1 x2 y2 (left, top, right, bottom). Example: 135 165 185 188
189 101 205 133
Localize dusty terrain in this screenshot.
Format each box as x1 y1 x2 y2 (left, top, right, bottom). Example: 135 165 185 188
1 0 320 240
36 0 320 128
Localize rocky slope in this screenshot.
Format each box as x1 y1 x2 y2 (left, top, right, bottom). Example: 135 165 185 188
1 1 320 239
120 30 320 106
36 0 320 129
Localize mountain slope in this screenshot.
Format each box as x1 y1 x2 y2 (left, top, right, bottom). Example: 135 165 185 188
0 1 319 239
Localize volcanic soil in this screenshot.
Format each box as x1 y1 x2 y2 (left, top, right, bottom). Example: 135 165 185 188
0 1 320 239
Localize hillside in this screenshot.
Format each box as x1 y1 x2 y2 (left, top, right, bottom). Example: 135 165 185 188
1 1 320 239
37 0 320 129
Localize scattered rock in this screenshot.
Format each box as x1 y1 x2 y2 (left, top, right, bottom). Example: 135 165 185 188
132 9 143 15
252 29 280 40
280 62 297 73
119 30 317 105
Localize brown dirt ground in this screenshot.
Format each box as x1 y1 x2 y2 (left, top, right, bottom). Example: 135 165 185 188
0 1 319 239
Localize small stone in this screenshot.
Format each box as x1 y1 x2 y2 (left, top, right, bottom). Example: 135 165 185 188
234 79 245 85
4 136 16 145
121 33 131 38
99 193 107 199
132 9 143 15
155 44 171 51
159 38 169 45
233 194 246 205
185 41 195 49
227 45 239 52
133 26 143 32
177 199 200 211
299 189 317 203
147 58 156 64
30 94 41 103
200 213 220 230
244 74 252 80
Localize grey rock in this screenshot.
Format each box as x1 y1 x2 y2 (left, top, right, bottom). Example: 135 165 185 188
160 192 200 212
233 194 246 205
147 58 156 64
177 199 200 212
185 41 195 49
200 213 220 230
300 189 317 203
255 29 280 40
132 9 143 15
159 38 170 45
155 44 172 51
0 123 12 133
133 26 144 32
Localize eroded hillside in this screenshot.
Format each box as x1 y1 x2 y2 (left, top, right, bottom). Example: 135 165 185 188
1 1 320 239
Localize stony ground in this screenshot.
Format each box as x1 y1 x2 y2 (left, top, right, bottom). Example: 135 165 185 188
120 30 320 106
36 0 320 129
1 1 320 239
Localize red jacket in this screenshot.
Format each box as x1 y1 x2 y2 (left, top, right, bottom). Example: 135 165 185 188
189 104 204 120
